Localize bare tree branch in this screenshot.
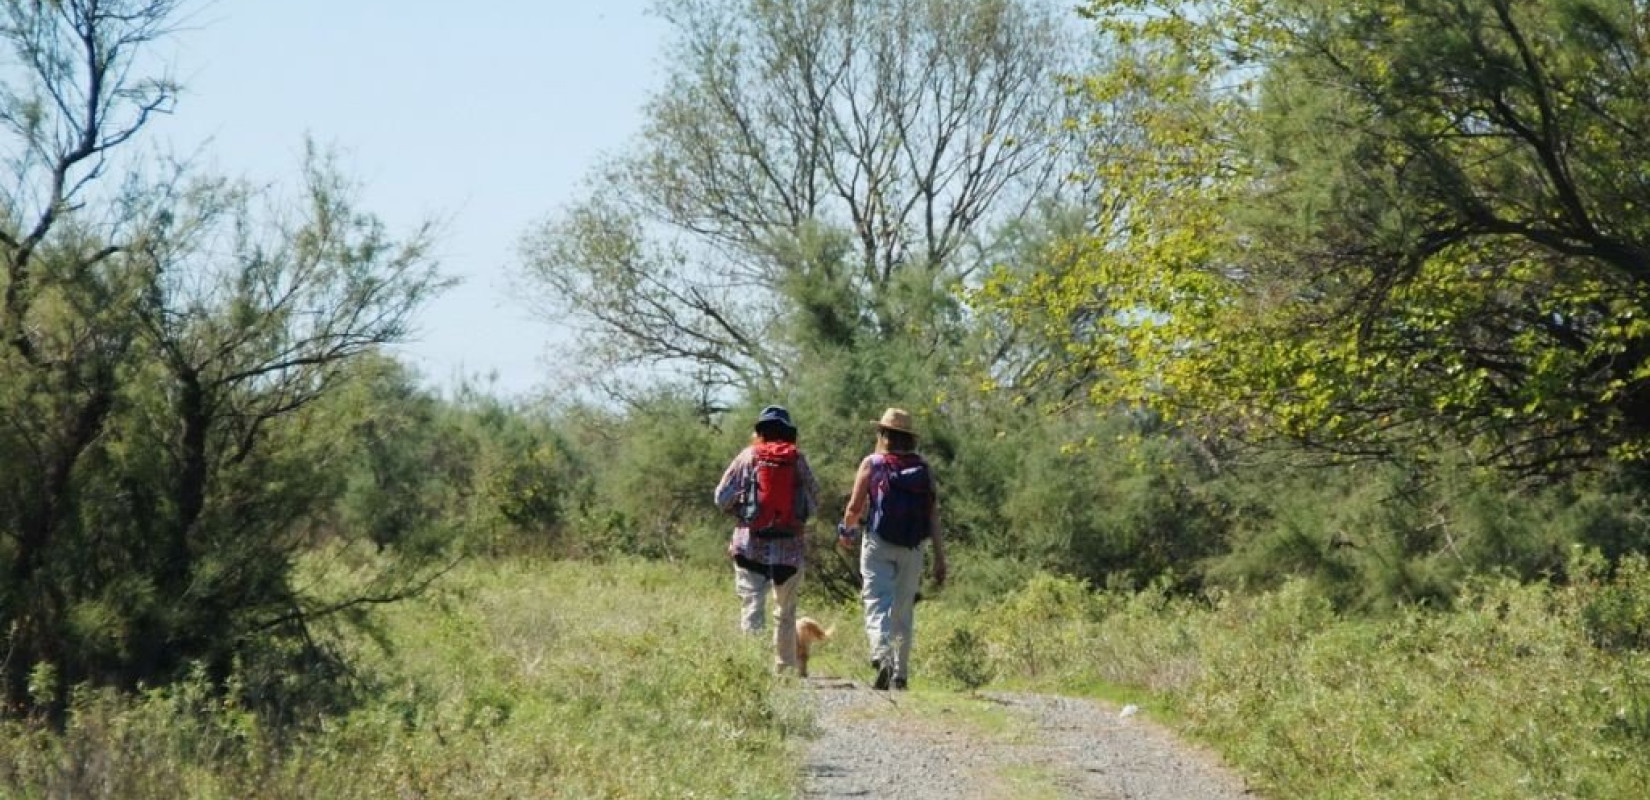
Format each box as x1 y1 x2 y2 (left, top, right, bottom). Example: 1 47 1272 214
520 0 1078 396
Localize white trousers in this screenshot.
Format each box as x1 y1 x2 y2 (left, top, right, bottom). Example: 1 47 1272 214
860 532 924 680
735 563 802 671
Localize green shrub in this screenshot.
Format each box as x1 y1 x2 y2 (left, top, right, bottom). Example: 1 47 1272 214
1581 553 1650 652
935 626 995 692
570 393 731 561
1202 459 1650 612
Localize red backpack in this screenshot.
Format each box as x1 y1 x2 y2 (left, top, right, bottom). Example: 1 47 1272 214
740 441 804 538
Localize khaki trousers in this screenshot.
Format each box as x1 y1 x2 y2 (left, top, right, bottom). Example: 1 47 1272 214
735 562 802 671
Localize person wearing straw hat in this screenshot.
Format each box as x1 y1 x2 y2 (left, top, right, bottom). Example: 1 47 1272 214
836 407 948 690
715 405 821 674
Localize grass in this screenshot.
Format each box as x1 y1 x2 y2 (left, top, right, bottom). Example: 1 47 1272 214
895 691 1037 741
10 550 1650 799
915 569 1650 799
993 764 1065 800
0 556 813 799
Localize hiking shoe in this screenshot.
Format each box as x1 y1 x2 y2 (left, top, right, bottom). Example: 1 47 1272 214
873 662 893 691
892 677 908 691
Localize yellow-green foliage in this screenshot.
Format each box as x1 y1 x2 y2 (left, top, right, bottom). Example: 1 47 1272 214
0 559 810 800
981 0 1650 470
943 568 1650 799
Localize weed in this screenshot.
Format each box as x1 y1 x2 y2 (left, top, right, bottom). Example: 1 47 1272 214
936 626 995 692
0 558 810 799
947 570 1650 798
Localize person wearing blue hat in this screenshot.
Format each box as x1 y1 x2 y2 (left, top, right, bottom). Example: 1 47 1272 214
714 405 821 674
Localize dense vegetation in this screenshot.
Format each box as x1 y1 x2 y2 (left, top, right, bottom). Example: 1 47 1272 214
6 0 1650 797
0 559 812 798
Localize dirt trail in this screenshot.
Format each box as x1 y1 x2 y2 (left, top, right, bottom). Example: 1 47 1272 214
798 677 1255 800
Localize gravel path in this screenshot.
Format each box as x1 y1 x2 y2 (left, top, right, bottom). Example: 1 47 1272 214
797 677 1256 800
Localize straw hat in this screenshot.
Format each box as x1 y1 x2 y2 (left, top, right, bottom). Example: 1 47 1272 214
872 407 918 437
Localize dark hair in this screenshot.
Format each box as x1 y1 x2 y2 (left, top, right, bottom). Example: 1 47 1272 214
879 427 917 453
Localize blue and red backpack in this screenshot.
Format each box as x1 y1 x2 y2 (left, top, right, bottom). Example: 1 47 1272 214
868 452 933 547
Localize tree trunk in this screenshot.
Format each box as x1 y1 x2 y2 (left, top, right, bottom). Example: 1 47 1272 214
5 369 116 710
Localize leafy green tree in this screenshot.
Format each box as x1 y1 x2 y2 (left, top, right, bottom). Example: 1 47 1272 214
312 355 467 554
547 389 733 561
0 1 447 710
451 385 586 556
986 0 1650 475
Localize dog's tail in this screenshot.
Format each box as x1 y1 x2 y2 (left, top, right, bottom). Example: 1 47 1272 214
798 617 832 641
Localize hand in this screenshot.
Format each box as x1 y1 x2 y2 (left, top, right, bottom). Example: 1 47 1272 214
835 522 859 548
931 554 948 588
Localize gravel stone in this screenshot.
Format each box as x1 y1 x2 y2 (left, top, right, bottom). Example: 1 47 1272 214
797 678 1256 799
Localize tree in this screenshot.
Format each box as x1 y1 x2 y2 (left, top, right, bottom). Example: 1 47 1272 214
985 0 1650 475
0 0 187 708
0 1 447 710
519 0 1081 399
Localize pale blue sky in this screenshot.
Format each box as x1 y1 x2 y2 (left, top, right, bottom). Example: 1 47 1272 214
150 1 669 397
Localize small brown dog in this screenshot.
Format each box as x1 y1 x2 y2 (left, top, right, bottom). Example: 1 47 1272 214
796 617 832 678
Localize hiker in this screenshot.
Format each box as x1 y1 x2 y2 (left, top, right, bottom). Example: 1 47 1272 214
837 407 948 690
714 405 821 674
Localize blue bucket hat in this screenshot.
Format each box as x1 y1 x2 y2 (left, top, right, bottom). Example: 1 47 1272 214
754 405 796 434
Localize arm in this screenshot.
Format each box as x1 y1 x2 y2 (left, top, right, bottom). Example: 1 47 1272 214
841 456 873 529
798 452 823 520
713 448 750 513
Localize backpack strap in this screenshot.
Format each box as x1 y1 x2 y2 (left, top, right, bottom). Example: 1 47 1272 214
867 452 897 536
